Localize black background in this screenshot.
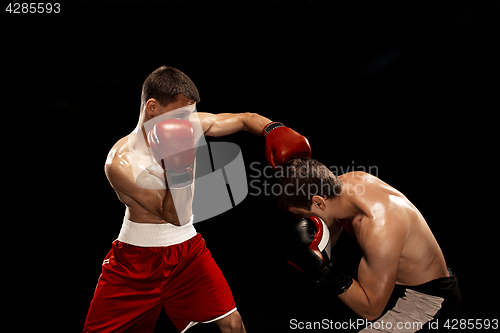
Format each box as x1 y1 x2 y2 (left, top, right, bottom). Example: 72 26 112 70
2 1 499 332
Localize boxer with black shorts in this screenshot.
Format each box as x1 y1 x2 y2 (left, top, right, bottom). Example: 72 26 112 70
83 66 310 333
277 157 461 332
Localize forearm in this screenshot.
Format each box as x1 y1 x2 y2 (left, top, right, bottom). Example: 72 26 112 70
337 280 384 321
241 113 272 136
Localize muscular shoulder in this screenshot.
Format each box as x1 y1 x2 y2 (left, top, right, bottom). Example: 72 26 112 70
340 172 408 202
339 171 379 185
342 172 426 236
341 172 411 236
105 136 166 195
105 136 134 191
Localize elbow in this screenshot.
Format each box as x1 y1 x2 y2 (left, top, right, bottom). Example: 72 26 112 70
362 313 383 322
352 297 385 321
359 307 385 322
242 112 258 126
340 280 390 322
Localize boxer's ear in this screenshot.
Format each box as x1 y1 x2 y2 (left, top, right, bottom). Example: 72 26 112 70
146 98 158 117
312 195 326 210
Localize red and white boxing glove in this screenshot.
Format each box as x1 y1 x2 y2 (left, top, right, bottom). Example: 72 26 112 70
147 119 195 189
281 216 332 273
263 122 311 170
279 216 353 295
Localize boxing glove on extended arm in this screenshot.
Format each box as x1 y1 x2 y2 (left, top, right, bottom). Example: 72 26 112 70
263 122 311 170
280 216 353 295
147 119 195 189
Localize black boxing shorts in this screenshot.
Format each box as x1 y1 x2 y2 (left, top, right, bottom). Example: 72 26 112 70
359 267 461 332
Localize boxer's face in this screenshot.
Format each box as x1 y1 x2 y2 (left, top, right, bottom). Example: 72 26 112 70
288 206 312 219
288 205 323 221
146 94 196 120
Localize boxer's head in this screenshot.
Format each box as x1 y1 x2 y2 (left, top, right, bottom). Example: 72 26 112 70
278 157 342 216
141 66 200 119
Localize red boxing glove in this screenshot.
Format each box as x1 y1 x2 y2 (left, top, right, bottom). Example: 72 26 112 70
263 122 311 170
147 119 195 189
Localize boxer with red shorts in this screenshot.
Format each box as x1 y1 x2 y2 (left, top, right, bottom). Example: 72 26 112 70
84 221 236 332
83 66 311 333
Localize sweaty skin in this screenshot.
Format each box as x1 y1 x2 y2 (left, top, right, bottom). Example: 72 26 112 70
105 94 271 226
288 171 450 320
104 94 270 332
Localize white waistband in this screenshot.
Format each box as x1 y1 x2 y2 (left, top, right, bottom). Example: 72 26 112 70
117 216 197 247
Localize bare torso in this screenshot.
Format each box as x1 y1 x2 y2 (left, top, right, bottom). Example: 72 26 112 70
104 109 270 227
105 133 183 224
105 110 205 226
336 172 449 286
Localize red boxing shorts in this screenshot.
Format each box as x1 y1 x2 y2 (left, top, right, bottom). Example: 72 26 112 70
83 217 236 333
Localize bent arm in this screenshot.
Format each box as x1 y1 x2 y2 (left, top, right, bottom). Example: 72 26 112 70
338 259 397 320
337 218 405 320
199 112 272 137
105 154 192 225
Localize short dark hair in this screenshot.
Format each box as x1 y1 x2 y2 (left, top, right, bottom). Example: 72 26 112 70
278 157 343 211
141 66 200 109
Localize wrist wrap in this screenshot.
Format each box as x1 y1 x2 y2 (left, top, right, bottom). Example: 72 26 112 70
263 122 285 136
315 261 353 295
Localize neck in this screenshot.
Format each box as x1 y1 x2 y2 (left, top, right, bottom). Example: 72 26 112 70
129 111 153 151
136 109 153 129
329 193 359 221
